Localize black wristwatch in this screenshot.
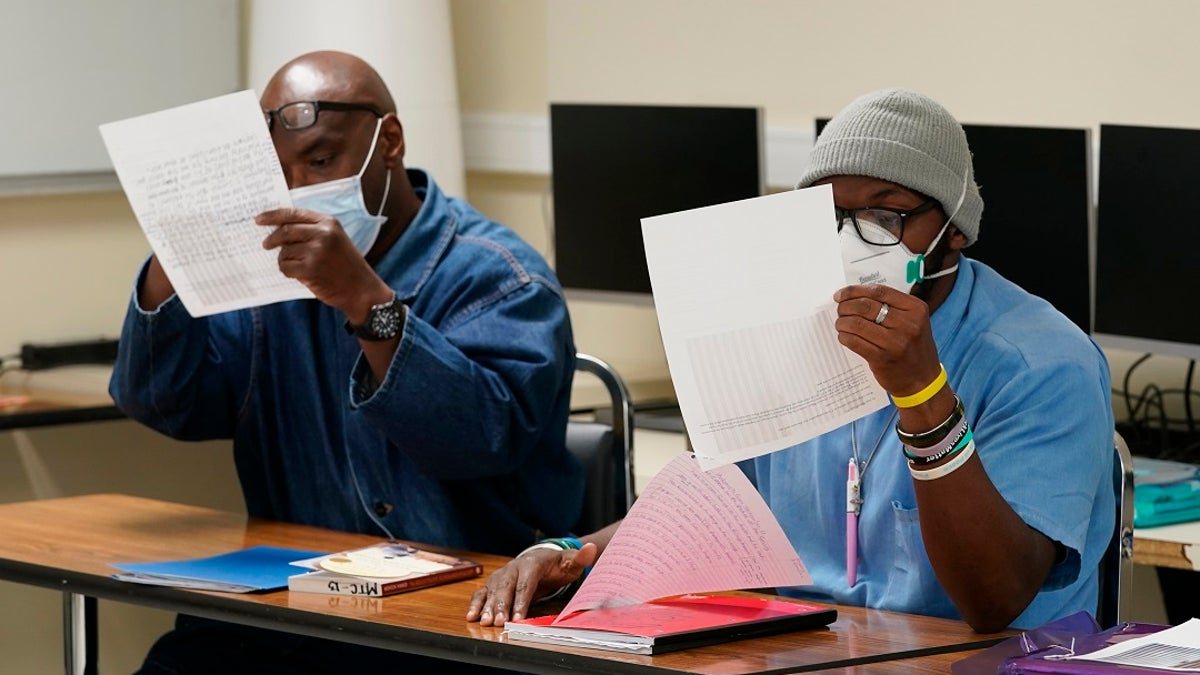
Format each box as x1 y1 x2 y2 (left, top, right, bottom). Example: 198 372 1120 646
344 293 404 341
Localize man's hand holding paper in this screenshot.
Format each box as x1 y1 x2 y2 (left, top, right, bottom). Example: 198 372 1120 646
640 186 889 469
254 206 390 324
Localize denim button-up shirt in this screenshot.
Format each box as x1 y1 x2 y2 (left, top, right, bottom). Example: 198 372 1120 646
111 169 583 556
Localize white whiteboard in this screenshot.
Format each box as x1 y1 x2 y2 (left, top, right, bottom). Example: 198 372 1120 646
1 0 240 191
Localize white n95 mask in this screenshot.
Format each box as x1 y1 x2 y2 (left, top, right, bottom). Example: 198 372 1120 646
839 169 968 293
288 118 391 255
840 219 958 293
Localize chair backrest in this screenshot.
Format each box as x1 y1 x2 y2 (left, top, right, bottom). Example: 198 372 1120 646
1097 429 1135 628
566 353 635 535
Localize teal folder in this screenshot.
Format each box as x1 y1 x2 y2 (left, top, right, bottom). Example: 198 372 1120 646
1132 456 1200 528
1135 479 1200 528
112 545 328 593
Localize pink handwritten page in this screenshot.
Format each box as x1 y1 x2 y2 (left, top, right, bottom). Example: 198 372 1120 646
556 452 809 621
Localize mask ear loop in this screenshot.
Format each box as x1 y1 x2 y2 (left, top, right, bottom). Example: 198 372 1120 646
376 169 391 217
918 167 971 282
357 117 391 217
357 118 384 180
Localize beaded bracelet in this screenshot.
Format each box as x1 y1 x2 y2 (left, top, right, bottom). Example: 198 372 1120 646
891 364 948 408
895 395 964 448
909 439 976 481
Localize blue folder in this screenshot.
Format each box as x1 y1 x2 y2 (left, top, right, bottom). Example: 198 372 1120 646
112 545 328 593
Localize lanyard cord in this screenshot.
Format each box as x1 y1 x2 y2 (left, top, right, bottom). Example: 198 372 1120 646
851 408 899 478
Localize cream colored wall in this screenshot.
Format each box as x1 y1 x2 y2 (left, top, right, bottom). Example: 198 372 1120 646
542 0 1200 128
453 0 547 114
0 192 142 353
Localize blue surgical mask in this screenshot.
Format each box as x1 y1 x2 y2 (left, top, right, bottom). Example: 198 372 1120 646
289 118 391 255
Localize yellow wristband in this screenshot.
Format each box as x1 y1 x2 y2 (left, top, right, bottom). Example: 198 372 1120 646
891 364 948 409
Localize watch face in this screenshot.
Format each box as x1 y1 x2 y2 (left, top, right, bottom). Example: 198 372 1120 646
368 303 402 340
352 296 402 341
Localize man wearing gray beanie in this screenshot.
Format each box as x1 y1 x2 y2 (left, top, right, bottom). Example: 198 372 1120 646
750 88 1113 631
468 89 1114 634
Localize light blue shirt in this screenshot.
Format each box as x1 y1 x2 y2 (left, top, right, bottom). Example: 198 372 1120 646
746 258 1114 629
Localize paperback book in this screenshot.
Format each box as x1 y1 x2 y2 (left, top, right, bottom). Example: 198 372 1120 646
288 542 482 597
504 594 836 655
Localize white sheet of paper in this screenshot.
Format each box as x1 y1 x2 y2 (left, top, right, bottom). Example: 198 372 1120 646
555 452 809 620
99 90 312 317
641 186 889 469
1067 618 1200 671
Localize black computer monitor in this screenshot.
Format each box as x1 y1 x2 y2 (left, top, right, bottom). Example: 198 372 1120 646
550 103 763 303
1094 124 1200 360
960 124 1092 334
814 119 1092 333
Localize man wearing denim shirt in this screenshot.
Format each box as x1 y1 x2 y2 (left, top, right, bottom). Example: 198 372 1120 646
111 50 581 673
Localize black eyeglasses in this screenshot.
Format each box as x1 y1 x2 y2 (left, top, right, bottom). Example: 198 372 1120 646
836 199 940 246
263 100 385 131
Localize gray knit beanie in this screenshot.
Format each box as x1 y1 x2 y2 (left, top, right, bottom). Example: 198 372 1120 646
796 88 984 246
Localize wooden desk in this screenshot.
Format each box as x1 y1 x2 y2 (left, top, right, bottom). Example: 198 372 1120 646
1134 521 1200 571
0 392 122 430
0 494 1008 675
0 367 122 431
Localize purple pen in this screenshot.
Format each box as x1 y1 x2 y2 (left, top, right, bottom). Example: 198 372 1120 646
846 459 860 587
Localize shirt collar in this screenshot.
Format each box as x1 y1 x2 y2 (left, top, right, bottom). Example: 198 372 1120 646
371 168 457 302
930 255 974 350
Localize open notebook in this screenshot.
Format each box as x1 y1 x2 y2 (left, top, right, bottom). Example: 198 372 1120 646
505 453 832 654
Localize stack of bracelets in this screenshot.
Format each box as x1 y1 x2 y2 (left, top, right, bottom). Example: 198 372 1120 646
516 536 588 600
892 365 976 481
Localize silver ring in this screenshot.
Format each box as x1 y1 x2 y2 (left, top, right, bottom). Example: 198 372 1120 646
874 302 890 325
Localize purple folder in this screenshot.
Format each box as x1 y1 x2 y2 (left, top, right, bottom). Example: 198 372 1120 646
952 612 1171 675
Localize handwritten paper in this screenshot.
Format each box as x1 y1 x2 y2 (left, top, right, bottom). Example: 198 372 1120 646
640 186 889 469
99 90 312 317
556 452 809 619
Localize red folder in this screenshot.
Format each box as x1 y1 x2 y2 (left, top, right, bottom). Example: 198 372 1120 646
505 593 836 654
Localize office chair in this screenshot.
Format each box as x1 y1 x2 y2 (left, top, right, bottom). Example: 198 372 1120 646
566 353 635 535
1096 429 1135 628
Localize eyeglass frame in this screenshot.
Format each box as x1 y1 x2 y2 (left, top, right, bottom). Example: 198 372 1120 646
835 199 941 246
263 100 385 131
